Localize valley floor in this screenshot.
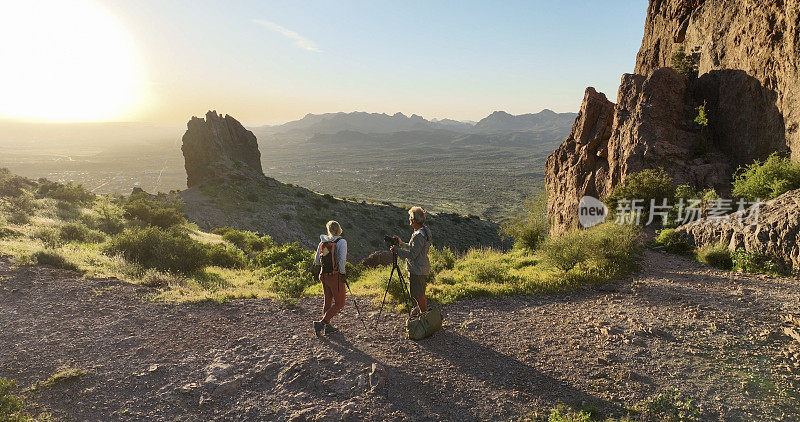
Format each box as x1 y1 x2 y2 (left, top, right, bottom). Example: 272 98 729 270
1 250 799 421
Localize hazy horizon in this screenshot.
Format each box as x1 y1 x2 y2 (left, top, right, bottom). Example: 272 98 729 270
0 0 647 126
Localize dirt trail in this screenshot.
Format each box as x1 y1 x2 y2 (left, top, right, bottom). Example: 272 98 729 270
1 250 799 421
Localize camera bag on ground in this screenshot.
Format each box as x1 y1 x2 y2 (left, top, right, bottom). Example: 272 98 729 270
406 308 442 340
319 238 341 275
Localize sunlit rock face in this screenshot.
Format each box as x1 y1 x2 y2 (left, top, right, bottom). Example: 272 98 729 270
181 110 263 188
545 0 798 235
677 188 800 273
635 0 799 160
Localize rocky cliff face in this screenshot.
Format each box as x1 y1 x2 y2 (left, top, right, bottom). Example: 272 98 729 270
181 110 263 188
676 188 800 273
636 0 799 159
546 0 798 234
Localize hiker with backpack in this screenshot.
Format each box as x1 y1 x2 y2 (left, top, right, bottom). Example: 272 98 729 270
313 221 348 336
390 206 432 317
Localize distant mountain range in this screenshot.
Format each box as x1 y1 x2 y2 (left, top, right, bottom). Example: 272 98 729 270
255 109 577 136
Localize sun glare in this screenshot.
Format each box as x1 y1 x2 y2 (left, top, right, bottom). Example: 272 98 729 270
0 0 144 122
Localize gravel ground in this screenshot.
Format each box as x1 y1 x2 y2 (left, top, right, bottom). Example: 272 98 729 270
1 249 799 421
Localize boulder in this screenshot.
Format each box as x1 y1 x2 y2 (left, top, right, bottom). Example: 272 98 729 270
181 110 263 188
676 188 800 272
359 250 394 268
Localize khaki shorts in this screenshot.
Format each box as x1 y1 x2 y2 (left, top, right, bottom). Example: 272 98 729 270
409 274 427 298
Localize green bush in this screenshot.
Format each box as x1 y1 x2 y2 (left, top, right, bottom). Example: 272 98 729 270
255 242 314 277
37 180 94 204
541 223 640 275
671 46 698 77
0 170 32 198
654 229 693 254
429 245 456 276
206 243 249 269
105 227 208 274
731 249 783 275
270 272 312 305
32 249 80 272
5 192 36 214
0 378 33 422
139 269 185 288
32 227 62 249
123 195 185 229
634 390 700 422
696 243 732 270
501 192 548 250
88 199 126 234
605 169 674 225
436 249 520 286
219 229 274 254
59 222 106 243
732 153 800 201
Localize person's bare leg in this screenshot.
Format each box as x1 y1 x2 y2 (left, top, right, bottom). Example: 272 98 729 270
414 295 428 313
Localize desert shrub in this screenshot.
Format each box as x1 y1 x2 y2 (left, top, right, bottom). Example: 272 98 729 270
7 211 30 225
139 269 185 288
429 245 456 277
0 170 32 198
732 153 800 201
59 222 106 243
5 191 36 214
731 249 783 275
344 261 362 280
205 243 249 269
605 169 674 225
653 229 693 254
220 229 274 254
436 249 520 285
696 243 732 270
540 404 594 422
32 227 62 249
501 192 547 250
633 389 700 422
104 226 208 274
123 195 185 229
31 249 80 271
255 242 314 277
0 377 33 422
541 223 640 274
87 199 126 234
671 46 698 77
37 180 94 204
270 272 312 305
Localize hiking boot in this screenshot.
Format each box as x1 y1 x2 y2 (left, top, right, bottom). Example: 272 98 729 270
313 320 325 336
324 324 339 335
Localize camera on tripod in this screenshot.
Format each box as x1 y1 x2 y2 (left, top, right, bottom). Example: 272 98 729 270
383 235 400 248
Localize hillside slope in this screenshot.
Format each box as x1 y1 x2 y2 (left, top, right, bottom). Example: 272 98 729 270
3 250 799 420
179 111 510 260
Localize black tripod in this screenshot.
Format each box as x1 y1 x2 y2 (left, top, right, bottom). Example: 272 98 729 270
375 252 414 329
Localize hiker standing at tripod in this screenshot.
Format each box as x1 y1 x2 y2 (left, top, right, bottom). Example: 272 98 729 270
313 221 348 336
390 206 432 317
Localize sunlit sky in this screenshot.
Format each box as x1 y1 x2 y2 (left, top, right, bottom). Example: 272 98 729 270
0 0 648 125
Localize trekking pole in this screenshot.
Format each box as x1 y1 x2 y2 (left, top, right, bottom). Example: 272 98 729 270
343 279 371 332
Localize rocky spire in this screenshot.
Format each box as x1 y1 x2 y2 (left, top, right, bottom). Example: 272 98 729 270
181 110 263 188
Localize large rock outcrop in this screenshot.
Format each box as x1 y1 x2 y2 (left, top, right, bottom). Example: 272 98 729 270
676 189 800 272
546 0 797 234
181 110 263 188
636 0 799 160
